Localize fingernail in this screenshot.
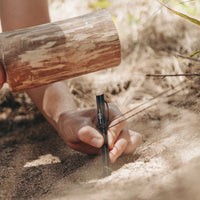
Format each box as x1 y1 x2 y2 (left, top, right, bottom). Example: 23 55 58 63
108 130 114 149
91 138 103 148
110 147 118 163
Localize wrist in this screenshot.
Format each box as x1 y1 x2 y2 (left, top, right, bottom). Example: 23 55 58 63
27 82 76 124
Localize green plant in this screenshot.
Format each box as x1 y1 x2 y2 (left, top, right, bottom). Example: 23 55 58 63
88 0 111 11
159 0 200 57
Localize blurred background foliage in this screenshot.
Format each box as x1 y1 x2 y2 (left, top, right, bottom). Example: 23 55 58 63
48 0 200 58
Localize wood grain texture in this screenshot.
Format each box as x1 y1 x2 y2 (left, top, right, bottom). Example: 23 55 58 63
0 10 121 92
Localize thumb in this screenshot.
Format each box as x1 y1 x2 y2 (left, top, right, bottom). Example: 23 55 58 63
78 125 104 148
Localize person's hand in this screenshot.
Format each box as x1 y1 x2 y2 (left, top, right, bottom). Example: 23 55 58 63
0 64 5 88
57 104 142 163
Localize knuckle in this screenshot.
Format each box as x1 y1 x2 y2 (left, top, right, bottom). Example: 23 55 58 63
108 103 117 109
108 103 121 114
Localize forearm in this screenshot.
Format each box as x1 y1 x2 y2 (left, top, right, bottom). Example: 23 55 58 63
0 0 76 129
0 0 50 88
0 0 50 31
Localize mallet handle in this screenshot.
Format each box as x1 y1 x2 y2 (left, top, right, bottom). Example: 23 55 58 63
0 10 121 92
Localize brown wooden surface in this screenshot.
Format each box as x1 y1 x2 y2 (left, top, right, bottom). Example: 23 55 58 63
0 10 121 92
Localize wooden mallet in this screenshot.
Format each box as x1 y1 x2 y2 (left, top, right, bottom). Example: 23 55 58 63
0 9 121 92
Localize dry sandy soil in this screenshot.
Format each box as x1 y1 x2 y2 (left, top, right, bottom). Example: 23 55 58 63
0 0 200 199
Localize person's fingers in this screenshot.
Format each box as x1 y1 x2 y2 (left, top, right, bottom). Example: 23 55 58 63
58 111 103 154
123 130 142 154
58 111 96 142
78 125 104 148
108 116 126 149
106 104 126 149
0 64 5 88
109 128 129 163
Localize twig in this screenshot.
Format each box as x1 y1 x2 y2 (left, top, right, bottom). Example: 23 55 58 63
108 82 186 128
146 73 200 78
108 104 156 129
176 54 200 62
110 83 182 122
